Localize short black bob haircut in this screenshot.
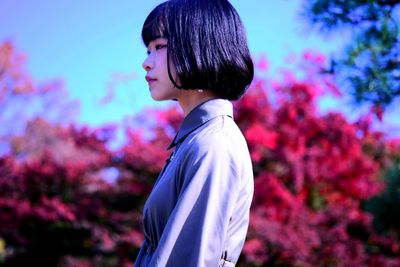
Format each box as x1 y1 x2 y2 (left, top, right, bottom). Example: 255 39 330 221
142 0 254 100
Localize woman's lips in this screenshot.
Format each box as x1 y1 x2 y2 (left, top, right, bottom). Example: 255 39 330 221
145 76 157 84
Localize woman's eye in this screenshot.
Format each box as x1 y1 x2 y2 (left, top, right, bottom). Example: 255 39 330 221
155 44 167 50
146 44 167 55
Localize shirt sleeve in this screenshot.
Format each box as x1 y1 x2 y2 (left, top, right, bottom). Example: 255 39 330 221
148 136 243 267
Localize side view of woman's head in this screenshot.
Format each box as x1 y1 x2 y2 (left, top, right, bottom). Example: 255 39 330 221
142 0 254 100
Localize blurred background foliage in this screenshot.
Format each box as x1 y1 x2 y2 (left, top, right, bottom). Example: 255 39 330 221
302 0 400 107
1 0 400 266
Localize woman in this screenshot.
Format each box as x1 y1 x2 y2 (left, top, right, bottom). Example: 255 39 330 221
135 0 254 266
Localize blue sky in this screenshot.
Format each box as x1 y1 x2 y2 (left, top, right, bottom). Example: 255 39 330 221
0 0 347 126
4 0 398 137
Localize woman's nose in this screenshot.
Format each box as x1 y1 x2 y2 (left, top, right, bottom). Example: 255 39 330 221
142 55 153 71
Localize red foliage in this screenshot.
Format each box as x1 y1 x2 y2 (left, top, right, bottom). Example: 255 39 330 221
232 54 399 266
1 42 399 266
0 42 79 156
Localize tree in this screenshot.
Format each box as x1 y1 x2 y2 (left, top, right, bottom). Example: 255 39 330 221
0 41 79 155
364 142 400 245
0 41 144 267
0 107 170 267
301 0 400 107
236 53 400 266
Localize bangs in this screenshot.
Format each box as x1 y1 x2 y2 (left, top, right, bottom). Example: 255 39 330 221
141 2 168 47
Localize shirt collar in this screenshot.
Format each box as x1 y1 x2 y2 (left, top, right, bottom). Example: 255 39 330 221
167 98 233 149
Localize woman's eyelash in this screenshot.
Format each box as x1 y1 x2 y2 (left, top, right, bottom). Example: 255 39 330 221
155 44 167 50
146 44 167 55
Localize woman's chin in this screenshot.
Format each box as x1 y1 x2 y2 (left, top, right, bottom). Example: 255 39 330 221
150 92 167 101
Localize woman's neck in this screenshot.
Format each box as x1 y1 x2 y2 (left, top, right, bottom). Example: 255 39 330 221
178 89 218 116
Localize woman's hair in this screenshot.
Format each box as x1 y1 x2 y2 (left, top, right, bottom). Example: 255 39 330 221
142 0 254 100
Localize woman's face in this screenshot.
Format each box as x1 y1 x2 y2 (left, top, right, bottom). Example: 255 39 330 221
142 38 181 101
